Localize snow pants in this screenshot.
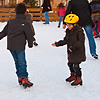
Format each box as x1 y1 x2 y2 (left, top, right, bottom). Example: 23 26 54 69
68 62 82 77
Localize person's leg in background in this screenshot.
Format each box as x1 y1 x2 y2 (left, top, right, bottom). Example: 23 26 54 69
58 16 64 28
44 12 49 24
93 21 99 38
83 25 98 59
93 21 96 36
97 20 100 34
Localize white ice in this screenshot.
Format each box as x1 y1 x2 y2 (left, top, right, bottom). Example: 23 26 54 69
0 22 100 100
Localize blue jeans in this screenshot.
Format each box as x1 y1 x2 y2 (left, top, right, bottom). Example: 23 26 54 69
10 50 28 78
44 12 49 23
83 25 96 55
58 16 64 26
94 23 99 34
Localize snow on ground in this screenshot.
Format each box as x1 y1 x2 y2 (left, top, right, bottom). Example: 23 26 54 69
0 22 100 100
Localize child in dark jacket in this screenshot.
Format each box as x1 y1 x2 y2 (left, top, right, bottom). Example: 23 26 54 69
57 3 66 28
52 14 86 86
26 9 38 46
0 3 34 89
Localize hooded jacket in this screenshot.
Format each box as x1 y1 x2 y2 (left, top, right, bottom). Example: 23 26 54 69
56 25 86 63
0 14 34 50
57 7 66 17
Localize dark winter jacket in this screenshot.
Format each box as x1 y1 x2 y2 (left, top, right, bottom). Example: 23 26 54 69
42 0 52 13
90 1 100 21
63 0 94 27
56 25 86 63
0 14 34 50
90 1 100 13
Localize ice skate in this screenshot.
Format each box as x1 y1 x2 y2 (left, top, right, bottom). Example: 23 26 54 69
71 77 82 86
92 54 98 59
22 78 33 89
65 72 75 82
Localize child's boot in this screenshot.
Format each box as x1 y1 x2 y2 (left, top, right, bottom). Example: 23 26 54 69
18 77 22 85
71 63 82 86
71 77 82 86
22 78 33 89
65 72 75 82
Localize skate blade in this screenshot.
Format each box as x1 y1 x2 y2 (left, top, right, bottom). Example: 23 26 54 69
19 83 22 85
23 85 33 89
24 86 33 89
66 81 74 84
72 85 82 88
66 81 71 84
43 24 49 25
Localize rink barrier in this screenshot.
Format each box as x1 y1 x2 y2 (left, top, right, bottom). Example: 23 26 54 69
0 8 59 22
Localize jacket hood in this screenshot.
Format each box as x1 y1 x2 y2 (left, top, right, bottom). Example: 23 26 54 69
16 14 26 19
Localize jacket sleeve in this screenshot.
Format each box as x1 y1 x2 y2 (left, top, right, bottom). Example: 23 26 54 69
56 34 67 47
24 22 34 48
71 29 85 50
0 22 8 40
57 9 59 16
63 1 72 24
29 22 35 36
31 24 35 36
46 0 50 7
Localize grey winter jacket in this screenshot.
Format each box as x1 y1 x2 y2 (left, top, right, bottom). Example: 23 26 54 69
0 14 34 50
26 13 35 36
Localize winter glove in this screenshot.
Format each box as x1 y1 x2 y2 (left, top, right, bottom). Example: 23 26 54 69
55 42 59 47
52 42 59 47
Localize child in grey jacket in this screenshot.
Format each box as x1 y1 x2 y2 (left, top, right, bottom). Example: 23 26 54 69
0 3 34 89
26 10 38 46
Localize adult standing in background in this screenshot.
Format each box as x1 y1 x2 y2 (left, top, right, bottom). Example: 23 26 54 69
63 0 98 59
41 0 52 24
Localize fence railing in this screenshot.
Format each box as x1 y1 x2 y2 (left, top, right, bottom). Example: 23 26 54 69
0 8 59 22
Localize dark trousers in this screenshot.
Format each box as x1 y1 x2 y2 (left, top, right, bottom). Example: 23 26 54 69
68 62 82 77
10 50 28 78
